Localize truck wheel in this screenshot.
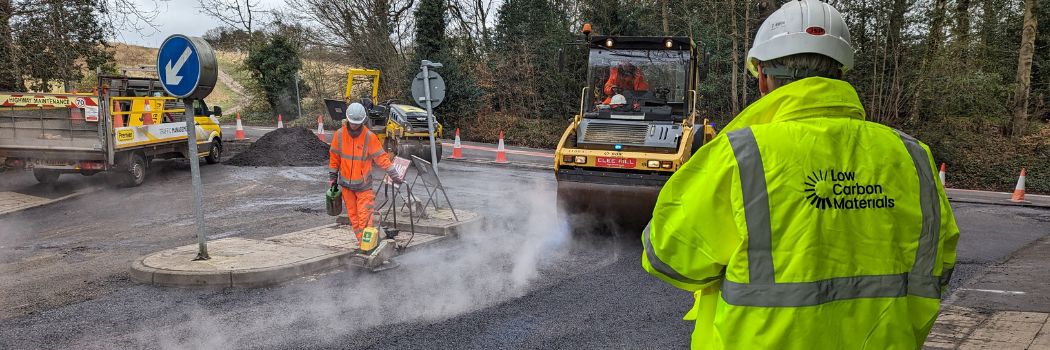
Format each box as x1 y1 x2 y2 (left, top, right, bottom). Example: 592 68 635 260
33 169 60 184
205 140 222 164
120 153 147 187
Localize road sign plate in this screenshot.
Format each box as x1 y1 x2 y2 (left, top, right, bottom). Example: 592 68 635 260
411 70 445 108
156 35 217 99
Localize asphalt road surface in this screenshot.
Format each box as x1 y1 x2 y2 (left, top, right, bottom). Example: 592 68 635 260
1 144 1047 348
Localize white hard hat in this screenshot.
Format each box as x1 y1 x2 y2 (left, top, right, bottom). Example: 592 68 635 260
746 0 854 77
610 94 627 106
346 102 367 125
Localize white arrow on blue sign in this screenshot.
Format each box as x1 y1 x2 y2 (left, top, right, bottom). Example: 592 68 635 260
156 35 217 99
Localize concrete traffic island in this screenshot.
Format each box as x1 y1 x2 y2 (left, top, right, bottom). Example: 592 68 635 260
130 209 480 288
381 207 481 236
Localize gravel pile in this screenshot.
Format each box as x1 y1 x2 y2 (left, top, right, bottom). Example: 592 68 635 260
227 127 330 167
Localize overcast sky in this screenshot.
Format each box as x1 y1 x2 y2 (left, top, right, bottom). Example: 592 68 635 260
116 0 286 47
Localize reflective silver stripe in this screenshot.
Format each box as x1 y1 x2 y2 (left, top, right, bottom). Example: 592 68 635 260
330 130 375 161
898 131 940 278
723 274 907 307
720 127 944 307
338 174 372 191
367 149 385 159
643 223 722 285
331 151 370 161
726 128 774 284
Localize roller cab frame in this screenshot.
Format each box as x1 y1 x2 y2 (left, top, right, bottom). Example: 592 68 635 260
555 36 716 232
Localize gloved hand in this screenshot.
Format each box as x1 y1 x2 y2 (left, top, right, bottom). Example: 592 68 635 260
387 168 403 184
328 172 338 186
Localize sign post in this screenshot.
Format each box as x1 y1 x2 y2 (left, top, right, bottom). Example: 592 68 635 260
411 60 445 177
157 35 218 261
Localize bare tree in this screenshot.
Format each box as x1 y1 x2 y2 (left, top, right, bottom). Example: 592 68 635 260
289 0 416 98
198 0 267 49
102 0 162 39
448 0 498 53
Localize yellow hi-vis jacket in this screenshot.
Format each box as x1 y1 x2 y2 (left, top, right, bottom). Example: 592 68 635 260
642 77 959 349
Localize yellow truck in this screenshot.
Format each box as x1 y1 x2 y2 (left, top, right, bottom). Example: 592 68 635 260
0 75 223 186
555 36 716 232
344 69 443 162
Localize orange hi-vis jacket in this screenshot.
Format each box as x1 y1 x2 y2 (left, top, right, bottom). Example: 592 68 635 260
329 125 392 192
603 66 650 96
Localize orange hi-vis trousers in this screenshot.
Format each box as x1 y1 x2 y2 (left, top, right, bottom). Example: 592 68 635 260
341 188 375 239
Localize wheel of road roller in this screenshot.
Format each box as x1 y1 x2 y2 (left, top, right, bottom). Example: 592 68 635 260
390 138 442 163
556 180 659 238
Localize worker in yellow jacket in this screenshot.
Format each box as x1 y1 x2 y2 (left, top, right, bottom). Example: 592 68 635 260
642 1 960 349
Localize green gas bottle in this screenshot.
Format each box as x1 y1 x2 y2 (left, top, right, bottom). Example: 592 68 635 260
325 184 341 216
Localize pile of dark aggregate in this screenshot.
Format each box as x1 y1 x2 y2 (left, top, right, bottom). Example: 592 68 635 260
227 127 330 167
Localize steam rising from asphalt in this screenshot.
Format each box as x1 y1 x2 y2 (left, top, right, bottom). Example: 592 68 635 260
131 179 577 348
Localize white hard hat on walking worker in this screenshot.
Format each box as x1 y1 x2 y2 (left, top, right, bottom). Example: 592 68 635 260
345 102 367 125
746 0 854 77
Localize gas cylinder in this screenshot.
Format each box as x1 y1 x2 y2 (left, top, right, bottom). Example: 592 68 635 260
359 227 380 251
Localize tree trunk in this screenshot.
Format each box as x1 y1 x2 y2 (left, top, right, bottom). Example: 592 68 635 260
0 0 21 91
741 0 750 105
1011 0 1038 136
978 0 1000 69
661 0 669 36
953 0 971 61
910 0 948 121
730 0 740 115
927 0 949 58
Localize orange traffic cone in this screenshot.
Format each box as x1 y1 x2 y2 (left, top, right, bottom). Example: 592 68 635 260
495 131 508 163
141 103 153 125
234 113 246 141
316 115 326 142
112 101 124 128
1011 168 1028 203
451 128 463 159
277 114 284 128
938 163 946 187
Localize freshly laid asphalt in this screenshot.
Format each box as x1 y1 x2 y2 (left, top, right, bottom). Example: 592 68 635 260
2 168 1048 349
2 130 1048 349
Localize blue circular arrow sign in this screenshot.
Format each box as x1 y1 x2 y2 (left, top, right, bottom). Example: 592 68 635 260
157 35 217 99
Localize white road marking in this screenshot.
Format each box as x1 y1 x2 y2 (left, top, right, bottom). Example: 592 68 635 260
959 288 1027 295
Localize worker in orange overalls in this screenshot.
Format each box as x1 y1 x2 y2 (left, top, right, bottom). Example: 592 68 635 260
328 102 401 240
602 62 650 104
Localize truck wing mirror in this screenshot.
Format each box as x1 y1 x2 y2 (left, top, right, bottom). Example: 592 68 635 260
212 106 222 117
